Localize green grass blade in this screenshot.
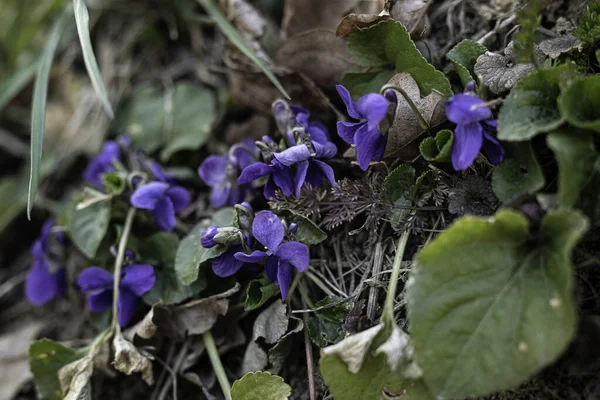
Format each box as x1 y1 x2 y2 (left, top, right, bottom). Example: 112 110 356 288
0 58 38 112
195 0 290 100
27 8 71 219
73 0 114 118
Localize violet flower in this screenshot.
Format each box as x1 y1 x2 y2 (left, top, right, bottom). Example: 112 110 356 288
198 139 257 208
336 85 390 171
77 264 155 327
446 84 504 171
234 211 309 299
130 182 191 231
83 140 120 188
25 219 67 305
201 223 254 277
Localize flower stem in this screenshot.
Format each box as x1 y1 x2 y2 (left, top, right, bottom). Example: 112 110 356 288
380 84 431 131
203 331 232 400
111 207 136 333
381 229 411 326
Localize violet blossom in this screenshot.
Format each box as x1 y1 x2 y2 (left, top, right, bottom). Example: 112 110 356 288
77 264 155 327
198 139 257 208
83 140 120 188
446 83 504 171
130 182 191 231
336 85 390 171
25 219 67 305
234 211 309 299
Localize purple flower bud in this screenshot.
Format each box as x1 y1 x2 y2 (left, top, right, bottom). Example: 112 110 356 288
465 81 477 93
288 222 298 233
384 89 398 104
240 202 254 214
201 226 219 248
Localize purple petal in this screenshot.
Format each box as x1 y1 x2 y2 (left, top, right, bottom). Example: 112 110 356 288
305 164 323 187
356 93 389 130
336 121 362 145
272 169 293 197
294 160 309 197
273 145 311 166
130 182 169 210
336 85 362 120
150 161 174 183
78 266 114 292
118 287 138 327
152 196 176 231
210 183 231 209
485 120 498 130
238 162 273 184
446 94 492 125
253 210 284 251
25 259 58 305
275 241 309 272
312 160 337 187
234 250 269 263
355 125 387 171
264 176 277 200
233 141 258 170
277 261 294 300
88 289 113 313
198 155 228 187
212 248 245 277
265 256 278 282
482 132 504 165
121 264 156 296
313 141 337 159
307 121 331 144
451 122 484 171
167 186 191 212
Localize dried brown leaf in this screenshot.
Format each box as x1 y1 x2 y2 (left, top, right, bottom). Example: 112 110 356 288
539 34 583 59
59 355 93 400
336 13 389 37
112 333 154 385
387 0 430 39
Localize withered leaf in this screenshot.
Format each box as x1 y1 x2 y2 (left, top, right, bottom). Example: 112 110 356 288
219 0 271 62
59 355 93 400
384 73 446 160
388 0 430 39
336 14 389 38
112 333 154 385
539 34 583 59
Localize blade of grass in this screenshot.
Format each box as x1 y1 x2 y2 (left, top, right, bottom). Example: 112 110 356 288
27 7 71 220
0 58 38 112
73 0 114 118
195 0 290 100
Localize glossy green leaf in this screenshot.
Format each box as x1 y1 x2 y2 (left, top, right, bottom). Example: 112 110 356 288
407 209 587 399
175 207 235 285
492 142 545 202
195 0 289 100
73 0 114 118
497 65 570 141
419 129 453 162
245 279 279 311
446 40 487 87
558 75 600 133
340 70 396 100
347 19 452 97
28 7 71 219
67 198 111 259
278 210 326 245
547 130 597 208
231 372 291 400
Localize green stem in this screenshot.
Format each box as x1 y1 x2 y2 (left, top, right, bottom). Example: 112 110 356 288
111 208 136 333
203 331 232 400
380 84 431 131
381 229 411 326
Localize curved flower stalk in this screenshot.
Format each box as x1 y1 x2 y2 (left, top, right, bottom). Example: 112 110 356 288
198 139 258 208
78 264 155 327
446 83 504 170
25 219 67 305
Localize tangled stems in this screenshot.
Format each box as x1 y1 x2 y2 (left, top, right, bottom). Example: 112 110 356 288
111 208 137 334
381 228 411 327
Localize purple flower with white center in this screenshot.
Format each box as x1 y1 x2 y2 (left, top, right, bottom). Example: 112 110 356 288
130 182 191 231
336 85 390 171
234 211 309 300
446 84 504 171
83 140 120 188
25 219 67 305
198 139 257 208
77 264 155 327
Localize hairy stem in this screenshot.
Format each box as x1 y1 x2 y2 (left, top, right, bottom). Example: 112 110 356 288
111 208 136 333
382 229 411 326
203 331 232 400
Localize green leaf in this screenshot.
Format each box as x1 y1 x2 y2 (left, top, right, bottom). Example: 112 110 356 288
498 65 570 141
160 83 216 160
384 164 416 230
102 172 126 195
28 6 71 219
558 75 600 133
279 210 326 245
142 232 205 305
67 198 111 259
407 209 588 399
419 129 453 163
231 372 291 400
72 0 114 118
446 40 487 87
347 19 452 97
579 159 600 226
513 0 543 63
195 0 289 100
340 70 396 100
307 296 352 348
175 207 235 285
29 339 86 400
547 130 597 208
492 142 545 202
245 279 279 311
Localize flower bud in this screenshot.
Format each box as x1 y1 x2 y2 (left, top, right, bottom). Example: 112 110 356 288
201 226 219 248
213 227 243 246
288 222 298 233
